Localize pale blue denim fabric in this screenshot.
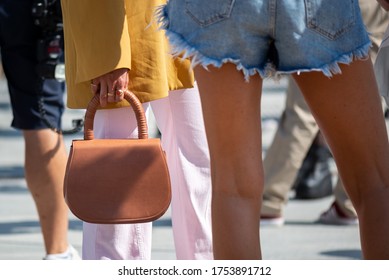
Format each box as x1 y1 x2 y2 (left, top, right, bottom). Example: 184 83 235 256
157 0 371 80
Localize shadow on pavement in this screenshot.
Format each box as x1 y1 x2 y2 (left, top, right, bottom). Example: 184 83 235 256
0 220 82 235
0 166 24 179
0 129 22 137
153 218 172 227
320 249 362 260
0 185 28 193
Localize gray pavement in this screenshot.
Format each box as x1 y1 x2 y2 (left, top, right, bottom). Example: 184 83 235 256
0 76 363 260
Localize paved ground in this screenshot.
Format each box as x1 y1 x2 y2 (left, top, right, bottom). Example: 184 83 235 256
0 76 363 260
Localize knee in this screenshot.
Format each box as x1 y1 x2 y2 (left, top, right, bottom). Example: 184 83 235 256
212 168 264 201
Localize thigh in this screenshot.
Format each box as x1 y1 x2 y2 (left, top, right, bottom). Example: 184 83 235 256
194 63 263 191
293 59 389 196
195 64 262 153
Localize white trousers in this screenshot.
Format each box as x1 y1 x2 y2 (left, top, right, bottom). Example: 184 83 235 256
82 86 213 259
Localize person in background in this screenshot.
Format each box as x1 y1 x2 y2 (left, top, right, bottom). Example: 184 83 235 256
378 0 389 11
0 0 79 259
260 0 389 226
375 0 389 106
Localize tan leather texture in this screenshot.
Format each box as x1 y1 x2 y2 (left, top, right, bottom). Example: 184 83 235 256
63 91 171 224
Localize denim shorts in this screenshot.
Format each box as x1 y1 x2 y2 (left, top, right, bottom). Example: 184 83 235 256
158 0 371 79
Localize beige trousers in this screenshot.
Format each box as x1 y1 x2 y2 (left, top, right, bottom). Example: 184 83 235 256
261 0 389 218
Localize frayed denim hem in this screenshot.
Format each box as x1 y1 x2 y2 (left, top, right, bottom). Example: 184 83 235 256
282 41 372 78
156 5 262 81
157 5 372 81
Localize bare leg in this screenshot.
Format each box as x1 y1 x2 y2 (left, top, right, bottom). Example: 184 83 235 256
195 63 263 259
23 129 69 254
293 59 389 259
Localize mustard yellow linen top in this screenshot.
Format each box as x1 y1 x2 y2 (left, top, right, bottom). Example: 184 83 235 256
61 0 194 109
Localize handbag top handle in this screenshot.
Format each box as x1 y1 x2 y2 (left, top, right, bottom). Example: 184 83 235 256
83 90 148 140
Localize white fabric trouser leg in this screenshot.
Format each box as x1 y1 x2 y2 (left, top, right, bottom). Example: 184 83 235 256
151 87 212 260
82 86 213 259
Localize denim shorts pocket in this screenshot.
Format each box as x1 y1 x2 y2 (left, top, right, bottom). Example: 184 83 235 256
305 0 356 40
185 0 236 27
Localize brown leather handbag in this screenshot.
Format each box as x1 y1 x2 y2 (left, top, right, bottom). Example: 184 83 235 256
63 90 171 224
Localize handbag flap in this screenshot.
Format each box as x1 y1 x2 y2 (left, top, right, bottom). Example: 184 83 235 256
64 138 171 224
